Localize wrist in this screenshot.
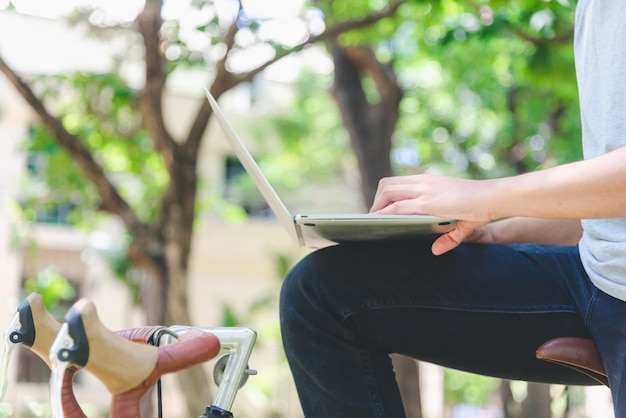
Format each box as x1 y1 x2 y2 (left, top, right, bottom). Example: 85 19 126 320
488 174 532 220
482 177 513 221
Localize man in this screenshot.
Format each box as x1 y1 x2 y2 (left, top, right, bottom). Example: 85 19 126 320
279 0 626 416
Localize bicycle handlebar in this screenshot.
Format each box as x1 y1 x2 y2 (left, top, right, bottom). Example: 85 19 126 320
3 294 256 418
50 299 221 418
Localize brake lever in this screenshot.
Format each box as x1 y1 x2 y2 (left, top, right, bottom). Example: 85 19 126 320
0 295 40 401
49 322 76 418
0 311 21 401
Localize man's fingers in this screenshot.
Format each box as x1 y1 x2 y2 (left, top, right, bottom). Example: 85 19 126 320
431 221 481 255
370 177 421 213
372 200 423 215
431 233 463 256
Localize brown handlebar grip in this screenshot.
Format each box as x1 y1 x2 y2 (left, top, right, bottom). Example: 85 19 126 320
109 330 220 418
62 367 87 418
115 326 165 344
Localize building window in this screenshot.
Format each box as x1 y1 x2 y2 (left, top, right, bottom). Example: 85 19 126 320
223 156 270 217
23 152 76 225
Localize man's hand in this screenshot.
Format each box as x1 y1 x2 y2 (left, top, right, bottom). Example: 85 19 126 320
370 174 497 255
370 174 495 219
431 220 491 255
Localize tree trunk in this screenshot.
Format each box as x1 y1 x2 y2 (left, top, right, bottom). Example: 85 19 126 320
330 42 423 416
330 43 402 207
521 382 551 418
500 380 517 418
392 355 423 418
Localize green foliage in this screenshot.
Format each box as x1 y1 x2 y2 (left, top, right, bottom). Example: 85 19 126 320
18 400 51 418
15 1 584 237
272 0 582 184
395 0 580 178
268 70 351 189
0 403 13 418
104 237 142 304
444 369 501 406
221 304 241 327
23 269 75 303
320 0 405 44
21 72 168 227
23 269 76 319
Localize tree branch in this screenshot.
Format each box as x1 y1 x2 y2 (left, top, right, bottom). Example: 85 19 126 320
341 45 402 105
233 0 405 87
185 7 241 154
185 0 406 152
0 54 144 232
462 0 573 45
136 0 178 172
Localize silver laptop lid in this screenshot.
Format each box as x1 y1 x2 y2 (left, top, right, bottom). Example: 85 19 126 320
205 89 299 243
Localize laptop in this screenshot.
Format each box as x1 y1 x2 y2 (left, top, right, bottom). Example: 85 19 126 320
205 88 457 248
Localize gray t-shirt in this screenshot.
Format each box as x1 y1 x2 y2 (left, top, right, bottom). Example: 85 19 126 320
575 0 626 301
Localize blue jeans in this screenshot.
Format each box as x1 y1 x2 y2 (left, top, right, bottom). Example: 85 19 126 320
279 242 626 417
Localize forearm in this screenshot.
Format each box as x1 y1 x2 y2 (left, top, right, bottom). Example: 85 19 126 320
486 218 583 246
490 146 626 221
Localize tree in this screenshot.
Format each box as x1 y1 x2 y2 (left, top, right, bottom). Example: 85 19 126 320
272 0 582 416
0 0 403 415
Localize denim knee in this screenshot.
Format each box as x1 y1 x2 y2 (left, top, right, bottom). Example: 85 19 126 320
280 250 324 322
280 252 313 329
279 247 346 338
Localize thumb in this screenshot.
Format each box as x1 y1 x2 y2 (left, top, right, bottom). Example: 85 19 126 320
431 221 476 256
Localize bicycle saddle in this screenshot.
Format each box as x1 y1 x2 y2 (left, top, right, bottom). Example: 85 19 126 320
536 337 608 386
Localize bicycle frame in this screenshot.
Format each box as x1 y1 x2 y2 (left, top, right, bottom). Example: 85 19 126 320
156 326 257 417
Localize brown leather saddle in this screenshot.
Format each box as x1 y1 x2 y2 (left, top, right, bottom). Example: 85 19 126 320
536 336 608 386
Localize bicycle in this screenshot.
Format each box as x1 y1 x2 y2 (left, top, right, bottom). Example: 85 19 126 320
1 293 257 418
2 293 610 418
